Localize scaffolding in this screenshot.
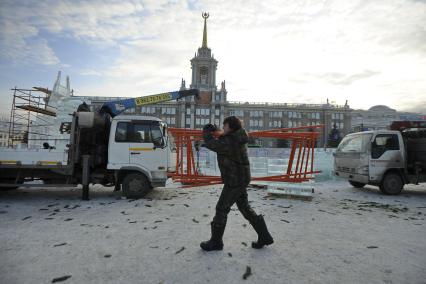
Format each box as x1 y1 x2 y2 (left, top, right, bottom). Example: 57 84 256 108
7 87 56 148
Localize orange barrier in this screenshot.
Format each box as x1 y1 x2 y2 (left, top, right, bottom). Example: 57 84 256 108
168 125 322 186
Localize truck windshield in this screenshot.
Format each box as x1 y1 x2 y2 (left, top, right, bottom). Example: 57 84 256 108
337 134 372 153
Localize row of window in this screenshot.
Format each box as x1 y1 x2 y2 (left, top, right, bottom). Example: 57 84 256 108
141 106 156 114
164 117 176 125
196 118 210 125
332 113 344 120
229 110 244 117
269 120 282 127
161 107 176 115
332 122 345 129
267 121 323 128
249 120 264 127
249 110 263 117
137 107 343 120
195 108 210 116
186 118 220 126
270 111 282 118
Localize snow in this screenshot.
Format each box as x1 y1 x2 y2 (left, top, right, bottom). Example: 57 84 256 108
1 181 425 283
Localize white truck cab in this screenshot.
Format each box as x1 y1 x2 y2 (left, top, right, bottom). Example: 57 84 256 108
333 129 425 195
108 115 174 190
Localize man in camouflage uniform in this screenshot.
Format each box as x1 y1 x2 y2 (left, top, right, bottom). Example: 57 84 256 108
200 116 274 251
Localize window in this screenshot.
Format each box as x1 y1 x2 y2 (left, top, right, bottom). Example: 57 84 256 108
186 118 191 125
130 124 150 143
215 109 220 116
187 108 191 115
162 107 175 115
230 110 244 117
269 111 282 118
332 113 344 120
372 134 399 159
115 122 127 142
196 118 200 125
288 111 299 119
196 108 209 116
337 134 372 153
249 110 263 117
165 117 175 125
215 119 220 125
115 121 163 145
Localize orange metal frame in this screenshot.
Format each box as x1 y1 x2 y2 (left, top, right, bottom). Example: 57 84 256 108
168 125 322 186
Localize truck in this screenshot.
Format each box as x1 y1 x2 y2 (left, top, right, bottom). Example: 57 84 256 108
333 121 426 195
0 89 199 199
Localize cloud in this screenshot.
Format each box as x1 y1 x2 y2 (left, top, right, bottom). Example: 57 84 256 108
80 69 102 76
0 18 59 65
0 0 425 112
306 70 381 85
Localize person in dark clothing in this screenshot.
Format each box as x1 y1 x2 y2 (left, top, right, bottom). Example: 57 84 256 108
200 116 274 251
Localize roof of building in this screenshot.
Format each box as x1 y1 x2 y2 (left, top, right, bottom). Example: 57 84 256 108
368 105 396 112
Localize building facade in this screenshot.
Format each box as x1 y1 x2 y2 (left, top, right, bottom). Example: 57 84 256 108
83 14 352 147
351 105 426 132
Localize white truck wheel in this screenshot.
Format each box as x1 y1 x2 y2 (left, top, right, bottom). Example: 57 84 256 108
122 172 152 199
379 173 403 195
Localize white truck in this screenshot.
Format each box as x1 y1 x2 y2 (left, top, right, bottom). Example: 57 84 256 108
0 89 199 199
334 121 426 195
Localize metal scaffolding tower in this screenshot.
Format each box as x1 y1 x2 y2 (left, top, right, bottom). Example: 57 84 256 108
7 87 56 148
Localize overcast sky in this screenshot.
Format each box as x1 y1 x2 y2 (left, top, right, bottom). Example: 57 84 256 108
0 0 425 117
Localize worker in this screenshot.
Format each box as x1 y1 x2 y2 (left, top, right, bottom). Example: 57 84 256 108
200 116 274 251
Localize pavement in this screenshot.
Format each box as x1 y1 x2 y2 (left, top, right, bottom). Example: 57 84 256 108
0 180 425 284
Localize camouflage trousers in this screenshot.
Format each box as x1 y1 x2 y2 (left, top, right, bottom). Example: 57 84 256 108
212 184 258 226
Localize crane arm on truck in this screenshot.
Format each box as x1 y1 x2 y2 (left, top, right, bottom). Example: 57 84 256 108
99 89 200 117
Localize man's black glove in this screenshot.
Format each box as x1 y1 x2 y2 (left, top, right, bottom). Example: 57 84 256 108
203 123 217 133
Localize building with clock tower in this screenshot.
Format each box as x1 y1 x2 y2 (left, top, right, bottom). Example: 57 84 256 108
179 12 227 129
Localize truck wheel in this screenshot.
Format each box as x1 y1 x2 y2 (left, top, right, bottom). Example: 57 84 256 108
122 173 152 199
379 173 403 195
349 181 366 188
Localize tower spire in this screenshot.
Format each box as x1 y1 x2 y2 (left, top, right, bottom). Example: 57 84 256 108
202 12 209 48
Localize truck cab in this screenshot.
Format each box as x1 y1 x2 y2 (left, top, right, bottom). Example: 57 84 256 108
334 130 407 194
107 115 175 196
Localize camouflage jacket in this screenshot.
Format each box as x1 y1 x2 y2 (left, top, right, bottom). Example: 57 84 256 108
203 128 251 187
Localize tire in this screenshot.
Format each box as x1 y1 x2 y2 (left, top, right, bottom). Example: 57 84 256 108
121 172 152 199
349 181 366 188
379 172 403 195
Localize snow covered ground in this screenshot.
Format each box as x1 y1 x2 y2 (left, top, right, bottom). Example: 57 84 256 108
1 181 425 284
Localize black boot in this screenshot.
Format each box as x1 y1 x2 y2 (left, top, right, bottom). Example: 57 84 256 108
200 222 225 251
250 215 274 249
